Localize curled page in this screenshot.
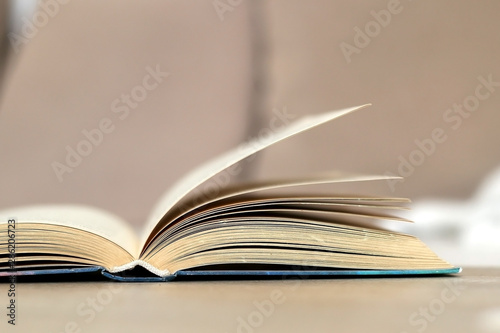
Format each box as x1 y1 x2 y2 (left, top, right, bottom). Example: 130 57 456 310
141 104 370 246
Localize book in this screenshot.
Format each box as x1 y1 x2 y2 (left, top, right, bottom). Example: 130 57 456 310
0 105 460 281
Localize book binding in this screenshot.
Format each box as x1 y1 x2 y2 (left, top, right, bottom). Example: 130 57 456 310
0 266 462 282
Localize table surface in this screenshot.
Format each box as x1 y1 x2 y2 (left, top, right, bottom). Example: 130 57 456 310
1 267 499 333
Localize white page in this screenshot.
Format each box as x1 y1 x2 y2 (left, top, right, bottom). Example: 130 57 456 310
142 104 370 245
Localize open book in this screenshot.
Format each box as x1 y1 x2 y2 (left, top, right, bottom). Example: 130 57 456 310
0 105 459 281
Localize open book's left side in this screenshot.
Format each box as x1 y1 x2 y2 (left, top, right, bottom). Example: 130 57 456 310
0 205 139 272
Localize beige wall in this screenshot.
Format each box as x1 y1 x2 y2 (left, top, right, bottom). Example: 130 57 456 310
258 0 500 200
0 0 499 226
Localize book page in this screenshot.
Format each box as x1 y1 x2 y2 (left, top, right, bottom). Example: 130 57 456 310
148 171 404 233
0 204 140 258
180 171 403 213
139 171 405 258
142 104 370 246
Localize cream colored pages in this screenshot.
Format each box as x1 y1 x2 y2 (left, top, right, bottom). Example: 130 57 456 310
183 171 401 211
150 171 403 232
142 104 370 245
0 205 140 258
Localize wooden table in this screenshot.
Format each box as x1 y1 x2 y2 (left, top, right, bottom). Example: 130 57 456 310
1 268 499 333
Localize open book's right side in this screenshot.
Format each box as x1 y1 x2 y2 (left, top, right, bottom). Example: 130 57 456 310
127 104 460 279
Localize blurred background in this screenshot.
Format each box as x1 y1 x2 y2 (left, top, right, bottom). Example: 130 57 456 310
0 0 499 266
